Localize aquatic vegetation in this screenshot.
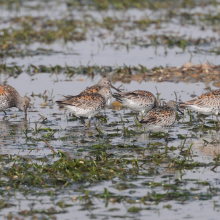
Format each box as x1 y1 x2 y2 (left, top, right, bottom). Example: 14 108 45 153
0 0 220 219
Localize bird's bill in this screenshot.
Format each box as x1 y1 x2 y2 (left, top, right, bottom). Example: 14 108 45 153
177 108 184 115
110 84 121 92
24 96 31 114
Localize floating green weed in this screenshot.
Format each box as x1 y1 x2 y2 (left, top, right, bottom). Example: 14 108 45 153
128 206 142 213
0 0 220 218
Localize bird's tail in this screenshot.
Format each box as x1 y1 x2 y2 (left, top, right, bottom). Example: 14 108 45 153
56 99 67 108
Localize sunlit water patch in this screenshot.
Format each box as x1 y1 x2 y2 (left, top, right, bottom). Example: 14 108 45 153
1 1 220 67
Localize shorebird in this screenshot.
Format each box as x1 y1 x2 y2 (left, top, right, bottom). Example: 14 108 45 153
0 84 30 115
112 90 157 118
56 87 111 128
180 89 220 123
64 76 120 106
140 100 183 126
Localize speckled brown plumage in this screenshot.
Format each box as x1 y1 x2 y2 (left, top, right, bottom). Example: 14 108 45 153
56 87 111 128
113 90 157 113
180 89 220 116
59 92 106 109
0 84 30 114
64 85 102 99
140 100 183 126
63 76 120 105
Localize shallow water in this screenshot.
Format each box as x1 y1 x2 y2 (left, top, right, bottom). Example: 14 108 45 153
0 73 220 219
1 1 220 67
1 0 220 219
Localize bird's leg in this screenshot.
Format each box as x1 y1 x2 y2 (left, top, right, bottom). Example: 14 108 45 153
198 114 203 122
164 133 169 144
216 115 220 124
214 111 220 131
198 114 205 127
148 131 151 141
2 110 7 120
87 118 91 129
141 111 144 120
79 117 85 125
24 115 28 129
135 112 139 122
202 115 205 128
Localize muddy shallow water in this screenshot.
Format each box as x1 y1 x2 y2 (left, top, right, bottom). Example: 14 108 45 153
1 0 220 219
0 73 220 219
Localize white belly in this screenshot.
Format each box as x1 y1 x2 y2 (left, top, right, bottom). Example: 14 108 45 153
122 99 148 112
189 105 217 115
66 106 98 118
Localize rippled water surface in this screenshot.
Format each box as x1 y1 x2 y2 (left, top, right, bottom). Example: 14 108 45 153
1 0 220 219
0 73 220 219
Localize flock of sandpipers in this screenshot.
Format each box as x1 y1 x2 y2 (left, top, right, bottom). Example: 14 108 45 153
0 74 220 129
